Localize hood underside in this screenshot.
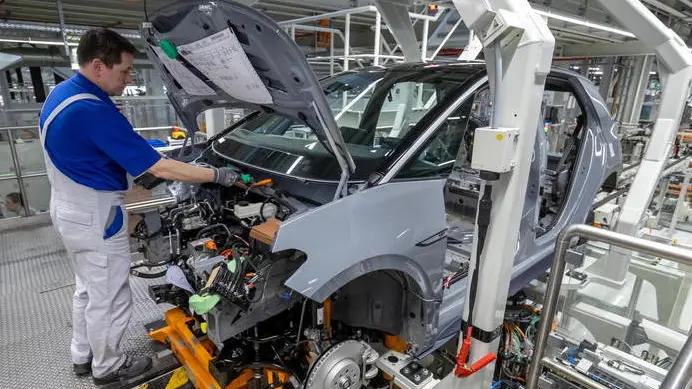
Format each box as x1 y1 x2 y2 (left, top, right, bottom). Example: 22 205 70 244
142 0 355 175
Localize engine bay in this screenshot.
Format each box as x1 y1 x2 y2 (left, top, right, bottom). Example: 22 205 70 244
131 167 416 389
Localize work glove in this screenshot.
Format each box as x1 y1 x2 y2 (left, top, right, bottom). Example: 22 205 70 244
213 167 239 187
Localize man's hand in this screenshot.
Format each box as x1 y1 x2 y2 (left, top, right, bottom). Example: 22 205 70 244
213 167 239 187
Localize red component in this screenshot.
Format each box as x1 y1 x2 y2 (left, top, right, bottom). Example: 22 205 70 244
454 326 498 377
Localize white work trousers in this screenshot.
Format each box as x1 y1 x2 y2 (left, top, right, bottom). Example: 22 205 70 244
41 92 131 378
68 227 131 377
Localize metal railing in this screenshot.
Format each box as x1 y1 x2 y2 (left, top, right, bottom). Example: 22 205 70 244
0 126 43 217
277 5 445 71
0 124 194 218
526 224 692 389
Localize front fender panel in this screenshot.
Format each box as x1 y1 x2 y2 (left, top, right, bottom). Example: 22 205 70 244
273 179 448 302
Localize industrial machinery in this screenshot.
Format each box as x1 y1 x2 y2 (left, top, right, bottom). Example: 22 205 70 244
126 1 622 388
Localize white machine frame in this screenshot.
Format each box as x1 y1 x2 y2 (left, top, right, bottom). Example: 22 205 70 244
588 0 692 284
553 0 692 380
408 1 692 389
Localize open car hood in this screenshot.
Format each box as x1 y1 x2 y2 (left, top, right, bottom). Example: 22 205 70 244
142 0 356 178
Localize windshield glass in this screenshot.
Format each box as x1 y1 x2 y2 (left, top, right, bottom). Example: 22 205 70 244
213 69 473 181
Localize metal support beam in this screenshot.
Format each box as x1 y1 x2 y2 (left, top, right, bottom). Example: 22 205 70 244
445 1 555 388
6 129 31 218
660 331 692 389
0 71 11 108
592 0 692 284
374 11 382 66
599 58 617 103
28 67 46 103
421 19 429 62
5 71 15 101
668 161 691 233
14 68 23 102
55 0 72 60
373 0 421 62
344 14 351 71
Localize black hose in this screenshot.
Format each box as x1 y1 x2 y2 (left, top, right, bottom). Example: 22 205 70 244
130 260 171 269
466 183 492 327
130 268 167 279
195 223 232 243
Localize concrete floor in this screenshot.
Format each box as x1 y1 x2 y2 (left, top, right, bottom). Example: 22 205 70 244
0 217 166 389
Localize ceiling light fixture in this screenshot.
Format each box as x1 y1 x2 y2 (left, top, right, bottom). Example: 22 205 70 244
532 9 636 38
0 37 79 46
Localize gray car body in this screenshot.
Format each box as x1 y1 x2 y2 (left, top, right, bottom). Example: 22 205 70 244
145 0 622 356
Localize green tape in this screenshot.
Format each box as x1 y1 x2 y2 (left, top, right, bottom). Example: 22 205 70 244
227 260 237 273
189 294 221 314
159 40 178 59
240 174 253 184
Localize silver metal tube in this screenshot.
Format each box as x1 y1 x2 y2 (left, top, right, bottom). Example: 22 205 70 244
0 20 140 39
527 224 692 389
275 5 438 25
310 54 404 61
344 14 351 71
277 6 376 25
540 358 610 389
330 32 335 76
374 11 382 66
421 19 430 62
6 129 31 217
125 197 176 213
56 0 71 57
660 333 692 389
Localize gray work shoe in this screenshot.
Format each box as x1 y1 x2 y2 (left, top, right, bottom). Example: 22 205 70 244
93 355 152 386
73 360 92 376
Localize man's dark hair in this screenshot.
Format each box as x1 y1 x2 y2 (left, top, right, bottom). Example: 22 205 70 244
6 192 22 207
77 28 137 68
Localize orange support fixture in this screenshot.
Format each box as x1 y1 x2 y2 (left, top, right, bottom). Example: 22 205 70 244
149 308 222 389
150 308 292 389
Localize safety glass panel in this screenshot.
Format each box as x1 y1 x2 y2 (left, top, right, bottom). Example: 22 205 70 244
12 128 45 175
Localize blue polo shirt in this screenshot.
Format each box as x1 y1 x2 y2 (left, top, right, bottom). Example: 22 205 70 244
39 73 161 191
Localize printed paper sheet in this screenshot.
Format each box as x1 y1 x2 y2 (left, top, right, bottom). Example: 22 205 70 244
151 46 214 96
177 28 273 104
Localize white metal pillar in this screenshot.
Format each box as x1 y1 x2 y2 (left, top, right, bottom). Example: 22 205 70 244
669 160 691 233
421 19 429 62
591 0 692 284
374 0 422 62
344 14 351 71
599 57 617 103
374 11 382 66
0 71 11 109
204 108 225 138
445 1 555 388
458 30 483 61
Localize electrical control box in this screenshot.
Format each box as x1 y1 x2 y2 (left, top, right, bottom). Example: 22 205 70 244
471 127 520 173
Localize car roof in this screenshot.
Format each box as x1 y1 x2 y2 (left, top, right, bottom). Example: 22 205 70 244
345 61 589 83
